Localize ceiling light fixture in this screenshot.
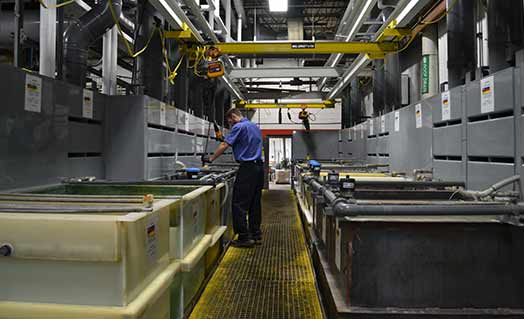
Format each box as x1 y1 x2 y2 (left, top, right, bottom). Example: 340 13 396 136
269 0 287 12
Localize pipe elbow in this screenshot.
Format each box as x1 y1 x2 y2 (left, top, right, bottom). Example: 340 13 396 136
332 198 355 216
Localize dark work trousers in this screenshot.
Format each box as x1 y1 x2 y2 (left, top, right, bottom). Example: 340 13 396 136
232 161 264 240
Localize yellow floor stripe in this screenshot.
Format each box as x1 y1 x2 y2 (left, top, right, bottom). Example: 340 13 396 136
189 187 323 319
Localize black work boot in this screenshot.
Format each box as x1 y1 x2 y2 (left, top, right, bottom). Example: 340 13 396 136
231 235 255 248
231 238 255 248
252 233 262 245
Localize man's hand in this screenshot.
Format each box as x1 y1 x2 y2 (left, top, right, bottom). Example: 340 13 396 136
201 155 212 165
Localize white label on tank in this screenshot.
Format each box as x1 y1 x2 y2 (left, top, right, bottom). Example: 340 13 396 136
360 123 365 139
185 114 189 131
394 111 400 132
480 76 495 113
335 220 342 271
160 102 166 126
82 89 93 119
441 91 451 120
380 115 386 133
202 119 206 135
146 215 159 265
369 119 374 136
415 104 422 128
24 74 42 113
348 128 352 140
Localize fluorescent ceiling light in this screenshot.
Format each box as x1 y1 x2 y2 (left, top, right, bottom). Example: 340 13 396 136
269 0 287 12
396 0 419 24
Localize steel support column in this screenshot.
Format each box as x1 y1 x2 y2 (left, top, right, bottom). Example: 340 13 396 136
56 6 64 79
102 26 118 95
421 24 438 99
39 0 56 78
13 0 23 67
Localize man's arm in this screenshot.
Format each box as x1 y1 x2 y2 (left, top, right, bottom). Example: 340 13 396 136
209 142 230 162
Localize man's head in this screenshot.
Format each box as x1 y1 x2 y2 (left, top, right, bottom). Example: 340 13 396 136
225 108 243 127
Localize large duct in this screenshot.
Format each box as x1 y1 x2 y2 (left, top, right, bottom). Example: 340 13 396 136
0 11 40 48
447 0 475 88
63 0 122 87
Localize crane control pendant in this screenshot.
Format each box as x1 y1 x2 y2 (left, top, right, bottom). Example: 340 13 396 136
207 61 225 78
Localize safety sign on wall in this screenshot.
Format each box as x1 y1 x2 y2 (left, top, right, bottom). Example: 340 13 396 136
480 76 495 114
415 104 422 128
394 111 400 132
160 102 166 126
82 89 93 119
24 74 42 113
441 91 451 121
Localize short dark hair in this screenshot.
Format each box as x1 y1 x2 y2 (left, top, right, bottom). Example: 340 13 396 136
225 108 243 119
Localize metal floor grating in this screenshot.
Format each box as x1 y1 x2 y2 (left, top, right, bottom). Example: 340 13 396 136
189 187 323 319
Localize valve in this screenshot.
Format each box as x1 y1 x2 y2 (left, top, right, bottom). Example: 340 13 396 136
327 170 340 188
339 176 356 198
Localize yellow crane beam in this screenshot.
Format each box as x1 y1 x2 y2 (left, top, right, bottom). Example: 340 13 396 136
212 41 399 56
237 100 335 109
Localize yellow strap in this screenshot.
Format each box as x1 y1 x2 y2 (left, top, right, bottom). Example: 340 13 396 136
38 0 76 9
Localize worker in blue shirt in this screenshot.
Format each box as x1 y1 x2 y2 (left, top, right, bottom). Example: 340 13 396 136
203 108 264 248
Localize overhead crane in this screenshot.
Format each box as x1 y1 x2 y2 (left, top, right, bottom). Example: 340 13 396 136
236 100 335 109
165 24 411 103
167 25 411 60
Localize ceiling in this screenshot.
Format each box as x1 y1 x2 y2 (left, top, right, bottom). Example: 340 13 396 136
242 0 350 40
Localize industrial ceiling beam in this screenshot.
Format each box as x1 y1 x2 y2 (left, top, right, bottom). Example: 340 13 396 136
319 0 378 89
149 0 204 42
214 41 399 56
229 67 341 79
327 0 438 100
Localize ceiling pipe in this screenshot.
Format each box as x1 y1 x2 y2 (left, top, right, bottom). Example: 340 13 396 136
232 0 246 26
63 0 122 87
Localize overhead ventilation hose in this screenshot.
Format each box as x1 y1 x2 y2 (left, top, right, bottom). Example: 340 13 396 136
63 0 122 87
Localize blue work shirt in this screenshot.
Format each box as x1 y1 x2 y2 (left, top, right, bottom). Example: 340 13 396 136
224 118 263 161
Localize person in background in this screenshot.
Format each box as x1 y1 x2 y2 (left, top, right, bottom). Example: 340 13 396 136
203 108 264 248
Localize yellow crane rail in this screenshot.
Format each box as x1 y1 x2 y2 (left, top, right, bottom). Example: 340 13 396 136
237 100 335 109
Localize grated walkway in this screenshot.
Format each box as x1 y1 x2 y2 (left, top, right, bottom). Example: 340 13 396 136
189 187 323 319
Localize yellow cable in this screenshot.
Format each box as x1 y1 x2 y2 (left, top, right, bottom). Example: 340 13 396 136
392 0 460 55
159 29 187 84
168 54 185 83
108 0 157 58
421 0 459 25
38 0 76 9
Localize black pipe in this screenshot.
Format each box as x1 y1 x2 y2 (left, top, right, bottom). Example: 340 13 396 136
304 176 524 216
355 180 466 188
0 244 12 257
334 201 524 216
63 0 122 87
